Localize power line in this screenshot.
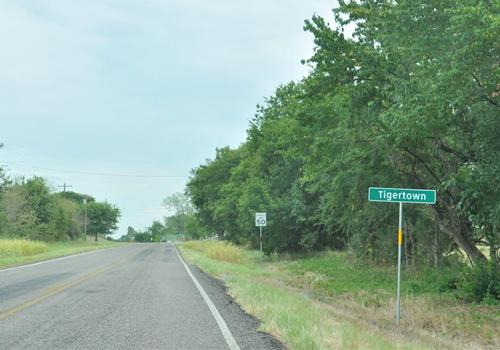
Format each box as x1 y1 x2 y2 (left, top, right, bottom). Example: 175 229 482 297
0 161 188 179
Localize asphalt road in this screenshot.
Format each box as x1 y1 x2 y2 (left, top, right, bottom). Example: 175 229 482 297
0 243 282 350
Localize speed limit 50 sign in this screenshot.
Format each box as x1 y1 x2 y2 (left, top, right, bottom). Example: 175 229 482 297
255 212 267 227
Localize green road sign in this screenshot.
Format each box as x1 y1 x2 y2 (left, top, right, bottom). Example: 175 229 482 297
368 187 436 204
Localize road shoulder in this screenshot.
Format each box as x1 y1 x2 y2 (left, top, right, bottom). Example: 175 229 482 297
177 246 284 350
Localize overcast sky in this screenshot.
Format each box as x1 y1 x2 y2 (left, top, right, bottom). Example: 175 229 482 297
0 0 337 237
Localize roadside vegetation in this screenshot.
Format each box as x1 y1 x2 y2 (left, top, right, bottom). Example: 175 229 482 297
0 153 122 268
0 239 48 258
0 239 119 269
180 240 499 350
0 159 120 243
132 3 498 346
120 192 208 243
180 0 498 307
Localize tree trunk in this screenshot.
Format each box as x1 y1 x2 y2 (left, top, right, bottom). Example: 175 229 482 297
434 230 439 268
410 225 416 270
489 233 498 265
95 232 98 242
432 205 486 264
404 220 409 268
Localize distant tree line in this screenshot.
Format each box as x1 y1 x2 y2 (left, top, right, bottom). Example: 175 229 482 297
119 192 208 242
0 158 120 242
186 0 499 269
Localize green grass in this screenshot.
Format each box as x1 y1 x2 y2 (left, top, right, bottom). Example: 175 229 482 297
0 239 121 269
0 239 49 258
180 241 500 350
284 251 462 296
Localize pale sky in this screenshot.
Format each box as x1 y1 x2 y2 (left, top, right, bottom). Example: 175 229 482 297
0 0 338 238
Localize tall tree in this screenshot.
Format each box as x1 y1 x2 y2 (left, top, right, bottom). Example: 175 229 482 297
87 202 120 241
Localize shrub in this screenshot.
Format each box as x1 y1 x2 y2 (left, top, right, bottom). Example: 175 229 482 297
183 240 243 263
206 242 243 263
0 239 48 258
460 260 499 304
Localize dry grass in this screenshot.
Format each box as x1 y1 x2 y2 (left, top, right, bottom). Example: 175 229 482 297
0 240 120 269
183 240 243 263
181 241 500 349
0 239 48 257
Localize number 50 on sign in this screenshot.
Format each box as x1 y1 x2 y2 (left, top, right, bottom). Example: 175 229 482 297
255 212 267 227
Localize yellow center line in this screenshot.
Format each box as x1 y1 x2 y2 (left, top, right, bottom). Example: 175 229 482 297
0 255 130 321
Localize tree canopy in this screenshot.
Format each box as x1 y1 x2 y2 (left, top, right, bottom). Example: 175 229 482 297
0 163 120 242
186 0 499 265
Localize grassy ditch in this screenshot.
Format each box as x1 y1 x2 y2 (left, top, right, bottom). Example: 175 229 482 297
179 241 499 350
0 239 121 269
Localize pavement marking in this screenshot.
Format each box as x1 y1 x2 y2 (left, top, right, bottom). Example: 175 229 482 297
174 245 240 350
0 256 129 321
0 245 125 273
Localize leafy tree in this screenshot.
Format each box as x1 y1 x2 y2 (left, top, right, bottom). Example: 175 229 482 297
0 143 9 192
187 147 244 239
55 191 95 205
119 226 138 241
185 0 499 266
0 184 37 238
23 177 53 225
0 173 120 242
162 193 194 216
86 201 120 241
134 231 152 242
53 197 84 240
161 192 208 240
147 220 165 242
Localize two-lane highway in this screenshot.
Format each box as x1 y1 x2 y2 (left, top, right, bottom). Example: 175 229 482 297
0 244 281 350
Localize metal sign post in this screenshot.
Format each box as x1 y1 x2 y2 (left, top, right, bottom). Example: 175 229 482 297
260 226 263 252
368 187 436 325
396 202 403 324
255 212 267 252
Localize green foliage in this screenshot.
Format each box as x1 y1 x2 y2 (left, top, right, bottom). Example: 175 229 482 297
162 192 194 216
0 239 48 258
185 1 499 267
0 240 118 269
460 261 500 304
0 175 119 242
86 201 120 241
0 144 10 192
182 240 500 348
134 231 153 242
122 192 209 242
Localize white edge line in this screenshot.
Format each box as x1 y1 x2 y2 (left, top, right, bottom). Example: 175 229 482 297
174 245 240 350
0 245 124 273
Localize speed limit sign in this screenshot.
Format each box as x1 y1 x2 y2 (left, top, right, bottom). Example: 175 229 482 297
255 212 267 227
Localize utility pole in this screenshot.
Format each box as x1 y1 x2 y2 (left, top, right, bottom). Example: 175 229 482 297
58 182 72 193
83 198 88 241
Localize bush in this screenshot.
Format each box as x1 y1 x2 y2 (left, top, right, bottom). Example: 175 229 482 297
0 239 48 258
183 240 243 263
460 260 499 304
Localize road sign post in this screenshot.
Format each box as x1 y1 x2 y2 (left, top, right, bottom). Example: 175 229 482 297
368 187 436 325
397 201 402 324
260 227 262 252
255 212 266 252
